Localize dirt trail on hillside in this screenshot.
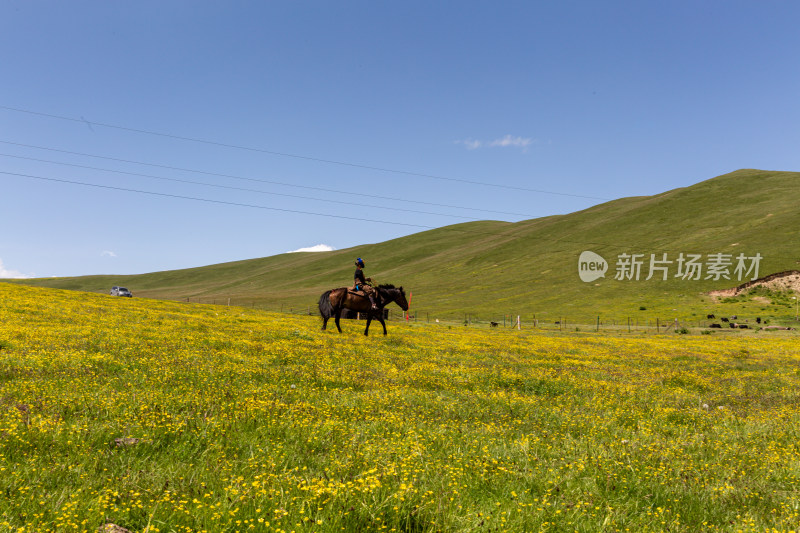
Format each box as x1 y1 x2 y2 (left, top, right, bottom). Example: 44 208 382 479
708 270 800 298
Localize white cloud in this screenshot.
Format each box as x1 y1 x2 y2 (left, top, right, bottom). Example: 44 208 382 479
287 244 335 253
489 135 534 148
101 251 118 258
456 135 535 151
0 258 33 279
456 138 483 150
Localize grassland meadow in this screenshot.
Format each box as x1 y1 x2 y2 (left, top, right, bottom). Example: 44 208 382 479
1 283 799 532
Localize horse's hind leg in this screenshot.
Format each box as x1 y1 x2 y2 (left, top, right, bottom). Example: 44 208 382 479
378 317 387 336
321 316 328 331
334 309 343 333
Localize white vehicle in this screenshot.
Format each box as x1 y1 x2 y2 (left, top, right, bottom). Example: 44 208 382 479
110 286 132 297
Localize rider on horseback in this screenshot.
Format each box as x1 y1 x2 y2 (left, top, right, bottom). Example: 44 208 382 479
353 257 378 310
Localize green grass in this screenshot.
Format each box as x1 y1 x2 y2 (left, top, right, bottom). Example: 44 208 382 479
2 284 800 531
12 169 800 323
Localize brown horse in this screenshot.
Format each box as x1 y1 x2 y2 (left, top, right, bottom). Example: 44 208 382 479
318 284 409 335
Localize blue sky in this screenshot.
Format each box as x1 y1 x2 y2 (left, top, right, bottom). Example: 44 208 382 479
2 1 799 278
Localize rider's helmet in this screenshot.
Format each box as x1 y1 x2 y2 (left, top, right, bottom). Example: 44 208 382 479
355 258 365 268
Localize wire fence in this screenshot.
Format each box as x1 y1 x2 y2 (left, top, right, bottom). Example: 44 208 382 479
175 296 798 333
390 313 778 333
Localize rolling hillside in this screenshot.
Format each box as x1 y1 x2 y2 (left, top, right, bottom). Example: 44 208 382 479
13 169 800 322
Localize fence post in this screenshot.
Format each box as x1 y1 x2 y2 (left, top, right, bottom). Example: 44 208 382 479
596 316 600 332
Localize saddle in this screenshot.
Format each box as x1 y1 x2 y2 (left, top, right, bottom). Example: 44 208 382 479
345 286 379 309
347 289 367 298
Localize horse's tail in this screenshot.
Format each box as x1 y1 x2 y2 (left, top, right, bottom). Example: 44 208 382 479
318 290 333 319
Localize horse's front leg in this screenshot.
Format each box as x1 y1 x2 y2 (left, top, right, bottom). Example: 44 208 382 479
364 314 372 336
334 308 343 333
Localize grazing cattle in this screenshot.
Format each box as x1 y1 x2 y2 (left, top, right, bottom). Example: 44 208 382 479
721 317 729 322
756 317 761 324
730 315 738 320
738 324 749 329
729 323 736 328
707 314 716 319
709 323 722 328
490 321 499 327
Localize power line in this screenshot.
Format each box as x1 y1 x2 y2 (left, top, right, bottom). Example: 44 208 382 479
0 152 493 221
0 139 537 219
1 169 620 250
4 169 793 261
0 104 611 201
2 170 435 229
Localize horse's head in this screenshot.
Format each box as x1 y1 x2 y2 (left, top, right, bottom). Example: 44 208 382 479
378 284 409 311
394 286 409 311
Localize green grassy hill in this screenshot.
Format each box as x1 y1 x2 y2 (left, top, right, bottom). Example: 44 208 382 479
14 169 800 323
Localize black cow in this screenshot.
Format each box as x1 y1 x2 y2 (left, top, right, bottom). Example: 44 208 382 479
709 323 722 328
707 314 716 319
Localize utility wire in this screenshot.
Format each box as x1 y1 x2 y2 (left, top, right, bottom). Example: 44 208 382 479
0 105 611 201
1 169 623 250
0 139 538 219
2 170 435 229
4 169 792 262
0 152 493 221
